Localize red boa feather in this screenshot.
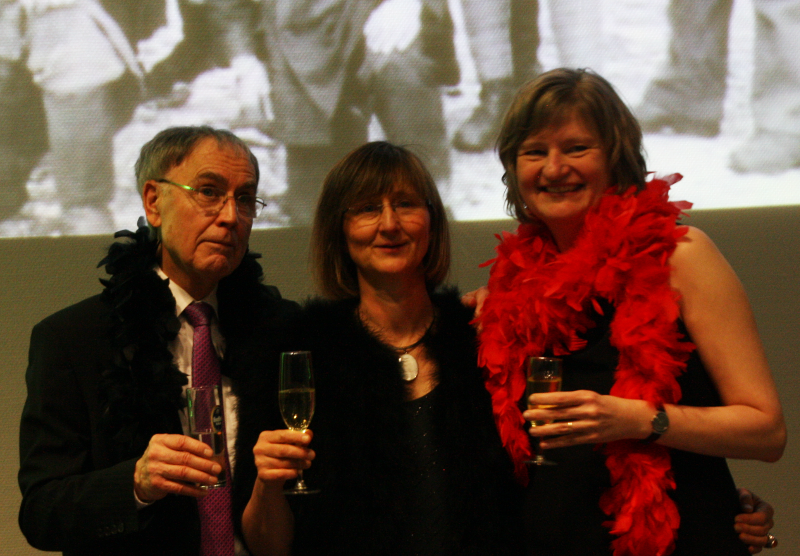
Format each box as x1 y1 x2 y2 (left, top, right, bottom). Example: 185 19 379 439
477 176 695 556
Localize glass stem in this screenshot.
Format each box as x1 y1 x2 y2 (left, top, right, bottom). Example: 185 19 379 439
295 470 308 490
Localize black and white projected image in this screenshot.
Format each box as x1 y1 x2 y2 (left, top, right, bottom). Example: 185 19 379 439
0 0 798 238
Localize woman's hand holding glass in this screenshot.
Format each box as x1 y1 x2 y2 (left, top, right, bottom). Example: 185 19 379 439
252 429 315 487
243 429 315 556
523 390 656 450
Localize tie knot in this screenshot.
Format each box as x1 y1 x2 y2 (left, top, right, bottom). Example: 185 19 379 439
183 302 215 328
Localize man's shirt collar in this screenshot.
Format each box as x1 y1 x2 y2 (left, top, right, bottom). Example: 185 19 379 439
156 267 219 318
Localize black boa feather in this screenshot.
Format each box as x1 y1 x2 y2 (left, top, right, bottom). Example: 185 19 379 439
96 218 270 460
233 289 523 556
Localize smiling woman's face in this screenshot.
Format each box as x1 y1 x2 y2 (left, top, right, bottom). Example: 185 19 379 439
342 185 431 287
515 112 612 246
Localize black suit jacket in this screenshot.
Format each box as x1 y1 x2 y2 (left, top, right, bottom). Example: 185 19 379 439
18 229 298 556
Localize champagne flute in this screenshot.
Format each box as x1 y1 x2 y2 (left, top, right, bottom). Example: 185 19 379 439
278 351 320 495
524 356 562 466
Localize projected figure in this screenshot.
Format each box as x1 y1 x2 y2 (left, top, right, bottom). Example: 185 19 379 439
636 0 800 174
453 0 602 153
258 0 457 226
146 0 264 117
0 0 158 236
0 1 47 222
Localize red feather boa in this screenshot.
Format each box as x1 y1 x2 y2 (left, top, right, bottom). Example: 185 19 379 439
477 176 695 556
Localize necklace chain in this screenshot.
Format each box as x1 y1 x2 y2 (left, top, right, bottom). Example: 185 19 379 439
356 307 436 382
357 308 436 353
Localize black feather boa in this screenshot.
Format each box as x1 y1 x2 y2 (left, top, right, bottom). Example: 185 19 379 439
96 218 268 460
233 288 524 556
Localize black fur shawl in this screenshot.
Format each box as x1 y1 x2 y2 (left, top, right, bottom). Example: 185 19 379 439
96 219 290 460
233 289 523 556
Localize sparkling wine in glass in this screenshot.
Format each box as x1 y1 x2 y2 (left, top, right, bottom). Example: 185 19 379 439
279 351 320 494
524 356 562 466
186 385 228 488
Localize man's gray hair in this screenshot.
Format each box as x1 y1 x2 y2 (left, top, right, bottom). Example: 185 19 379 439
134 126 260 195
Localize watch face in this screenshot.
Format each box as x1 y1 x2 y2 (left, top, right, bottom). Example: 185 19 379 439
652 411 669 434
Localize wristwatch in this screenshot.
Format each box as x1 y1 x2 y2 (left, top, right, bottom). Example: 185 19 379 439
642 403 669 444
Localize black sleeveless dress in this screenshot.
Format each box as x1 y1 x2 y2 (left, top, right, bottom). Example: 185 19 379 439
523 308 749 556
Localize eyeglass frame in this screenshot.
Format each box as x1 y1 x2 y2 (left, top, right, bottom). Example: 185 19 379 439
154 178 266 219
343 197 431 225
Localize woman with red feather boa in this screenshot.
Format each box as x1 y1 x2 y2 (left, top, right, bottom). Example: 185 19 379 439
476 68 786 556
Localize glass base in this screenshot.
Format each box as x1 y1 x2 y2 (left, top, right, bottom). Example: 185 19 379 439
283 487 321 495
283 478 320 495
525 455 558 466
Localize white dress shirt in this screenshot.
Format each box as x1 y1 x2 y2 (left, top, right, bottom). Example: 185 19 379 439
162 271 239 469
157 269 248 555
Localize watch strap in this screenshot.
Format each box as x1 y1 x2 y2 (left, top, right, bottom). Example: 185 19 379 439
642 403 668 444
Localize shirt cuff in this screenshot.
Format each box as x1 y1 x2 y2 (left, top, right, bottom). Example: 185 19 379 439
134 488 154 510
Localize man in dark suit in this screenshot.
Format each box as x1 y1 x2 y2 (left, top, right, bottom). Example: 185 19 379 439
18 126 298 555
258 0 458 225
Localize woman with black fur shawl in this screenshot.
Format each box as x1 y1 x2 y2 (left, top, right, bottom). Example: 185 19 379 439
233 142 523 556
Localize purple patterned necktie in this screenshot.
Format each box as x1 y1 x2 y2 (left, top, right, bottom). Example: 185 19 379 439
183 302 235 556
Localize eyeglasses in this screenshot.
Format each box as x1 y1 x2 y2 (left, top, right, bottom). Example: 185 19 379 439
156 179 266 218
345 198 429 226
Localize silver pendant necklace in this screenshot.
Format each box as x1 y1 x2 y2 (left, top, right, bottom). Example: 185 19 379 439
358 308 436 382
392 321 433 381
398 352 420 382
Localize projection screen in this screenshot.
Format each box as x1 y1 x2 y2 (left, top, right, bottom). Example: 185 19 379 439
0 0 798 238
